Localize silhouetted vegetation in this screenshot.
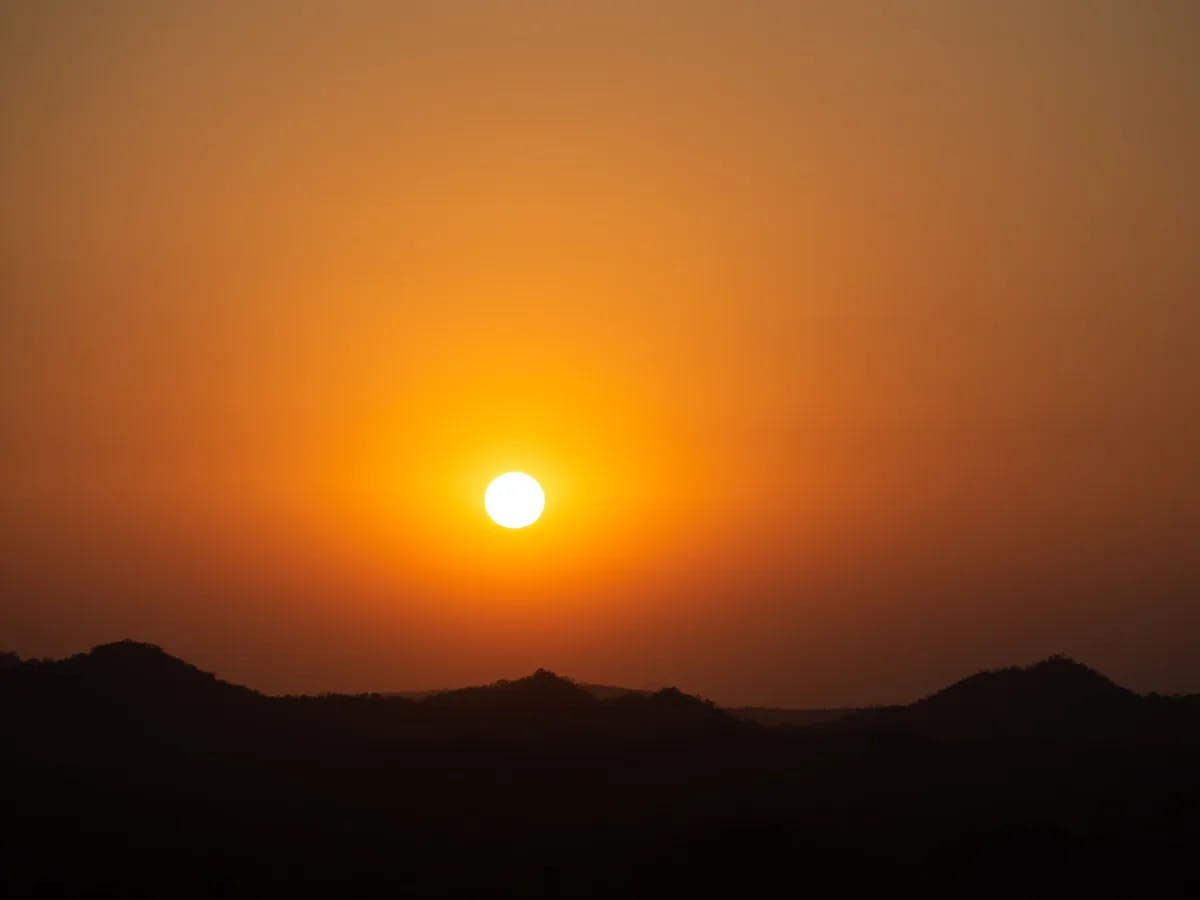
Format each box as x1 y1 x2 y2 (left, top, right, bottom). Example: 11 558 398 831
3 642 1197 897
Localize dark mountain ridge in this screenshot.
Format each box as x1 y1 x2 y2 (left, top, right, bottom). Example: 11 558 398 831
4 642 1198 742
1 642 754 758
3 641 1198 898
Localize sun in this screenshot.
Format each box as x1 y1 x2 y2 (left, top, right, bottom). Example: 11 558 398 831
484 472 545 529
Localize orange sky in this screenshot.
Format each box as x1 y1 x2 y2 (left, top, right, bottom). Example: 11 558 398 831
2 2 1198 706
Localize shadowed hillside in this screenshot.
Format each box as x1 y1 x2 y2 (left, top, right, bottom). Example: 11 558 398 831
2 643 1198 898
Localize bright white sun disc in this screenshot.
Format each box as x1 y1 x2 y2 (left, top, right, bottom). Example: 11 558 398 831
484 472 545 529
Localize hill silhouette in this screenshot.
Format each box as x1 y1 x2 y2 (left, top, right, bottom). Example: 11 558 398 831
2 643 1198 898
55 640 260 702
423 668 600 716
819 655 1195 741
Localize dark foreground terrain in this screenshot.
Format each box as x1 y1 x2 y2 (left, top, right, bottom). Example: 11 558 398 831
3 642 1198 898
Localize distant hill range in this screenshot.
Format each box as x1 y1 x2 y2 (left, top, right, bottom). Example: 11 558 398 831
379 653 1200 740
4 641 1200 898
0 642 743 758
2 642 1197 744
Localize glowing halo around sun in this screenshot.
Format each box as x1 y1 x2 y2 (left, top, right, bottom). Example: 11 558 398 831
484 472 545 529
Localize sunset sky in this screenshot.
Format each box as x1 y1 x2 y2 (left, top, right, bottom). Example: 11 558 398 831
2 1 1197 707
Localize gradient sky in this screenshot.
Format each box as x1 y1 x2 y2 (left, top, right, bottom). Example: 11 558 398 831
2 1 1198 706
